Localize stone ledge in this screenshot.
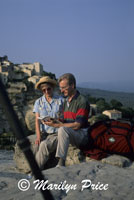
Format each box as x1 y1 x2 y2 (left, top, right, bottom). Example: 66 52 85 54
14 135 133 173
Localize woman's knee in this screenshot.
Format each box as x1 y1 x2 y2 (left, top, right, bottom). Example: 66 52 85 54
39 140 48 151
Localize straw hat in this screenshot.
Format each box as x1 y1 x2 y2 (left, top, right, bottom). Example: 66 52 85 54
35 76 57 90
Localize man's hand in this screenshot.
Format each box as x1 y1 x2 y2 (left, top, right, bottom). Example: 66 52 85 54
43 120 62 128
43 120 81 130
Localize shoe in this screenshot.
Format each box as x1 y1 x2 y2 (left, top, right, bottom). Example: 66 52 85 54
56 164 61 168
57 158 65 167
27 172 33 179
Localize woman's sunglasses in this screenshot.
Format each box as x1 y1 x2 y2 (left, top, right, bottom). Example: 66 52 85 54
42 87 52 93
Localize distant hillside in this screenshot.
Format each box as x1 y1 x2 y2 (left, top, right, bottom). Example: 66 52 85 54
78 87 134 108
78 81 134 93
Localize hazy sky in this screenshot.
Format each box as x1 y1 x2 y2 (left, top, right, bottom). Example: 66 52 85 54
0 0 134 83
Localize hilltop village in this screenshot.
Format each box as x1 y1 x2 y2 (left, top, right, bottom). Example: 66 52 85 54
0 56 54 135
0 55 43 88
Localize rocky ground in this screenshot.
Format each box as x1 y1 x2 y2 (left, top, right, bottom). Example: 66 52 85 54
0 150 134 200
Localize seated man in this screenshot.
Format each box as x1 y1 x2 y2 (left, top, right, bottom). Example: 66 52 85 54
44 73 90 167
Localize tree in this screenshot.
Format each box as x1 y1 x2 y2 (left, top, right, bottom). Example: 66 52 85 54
96 98 105 102
110 99 123 110
87 95 97 104
96 99 111 113
121 107 134 121
42 71 56 80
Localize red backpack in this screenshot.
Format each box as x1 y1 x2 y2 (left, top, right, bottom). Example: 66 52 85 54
82 120 134 160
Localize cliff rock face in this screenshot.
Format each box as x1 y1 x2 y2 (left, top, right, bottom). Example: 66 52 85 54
0 81 41 135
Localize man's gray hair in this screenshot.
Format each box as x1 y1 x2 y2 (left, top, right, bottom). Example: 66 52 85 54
58 73 76 88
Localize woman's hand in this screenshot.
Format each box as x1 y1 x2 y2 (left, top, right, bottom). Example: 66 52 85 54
35 137 41 145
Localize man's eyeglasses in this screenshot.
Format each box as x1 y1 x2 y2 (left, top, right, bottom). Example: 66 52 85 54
42 87 52 93
59 85 70 90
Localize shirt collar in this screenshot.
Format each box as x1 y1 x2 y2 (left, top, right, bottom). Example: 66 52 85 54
42 94 56 104
73 90 80 99
66 90 80 102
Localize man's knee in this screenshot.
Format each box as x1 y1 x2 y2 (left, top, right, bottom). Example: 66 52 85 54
40 140 47 147
58 127 70 138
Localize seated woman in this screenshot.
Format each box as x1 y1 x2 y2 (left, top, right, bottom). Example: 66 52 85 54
33 76 64 169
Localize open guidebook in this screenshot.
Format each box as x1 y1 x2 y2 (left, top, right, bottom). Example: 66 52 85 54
38 116 62 123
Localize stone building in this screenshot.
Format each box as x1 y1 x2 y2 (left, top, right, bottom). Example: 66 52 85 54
0 56 14 84
89 104 98 117
102 109 122 120
28 75 40 85
34 62 43 76
0 56 43 83
18 62 43 77
0 55 8 62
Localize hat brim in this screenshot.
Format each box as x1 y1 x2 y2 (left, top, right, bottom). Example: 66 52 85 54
35 79 57 90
